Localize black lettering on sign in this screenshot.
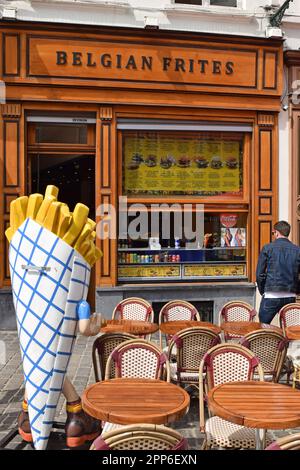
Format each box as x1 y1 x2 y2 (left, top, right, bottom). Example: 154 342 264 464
72 52 82 66
101 54 112 68
87 52 96 67
56 51 67 65
226 61 234 75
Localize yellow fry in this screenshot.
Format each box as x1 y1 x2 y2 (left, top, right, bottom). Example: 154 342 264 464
35 195 56 225
85 246 102 266
10 196 28 233
26 194 43 219
57 204 71 238
94 246 103 261
45 185 59 199
62 203 89 246
87 218 96 231
74 223 93 252
10 200 19 233
76 237 91 257
5 226 14 243
43 202 62 234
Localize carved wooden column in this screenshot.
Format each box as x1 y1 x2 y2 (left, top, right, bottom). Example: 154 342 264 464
96 106 117 287
251 112 278 280
0 103 24 287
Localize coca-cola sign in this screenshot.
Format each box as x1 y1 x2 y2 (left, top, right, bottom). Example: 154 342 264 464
220 213 238 228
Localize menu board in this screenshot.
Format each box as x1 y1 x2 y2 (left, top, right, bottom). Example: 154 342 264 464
183 264 246 278
118 265 181 279
123 133 242 195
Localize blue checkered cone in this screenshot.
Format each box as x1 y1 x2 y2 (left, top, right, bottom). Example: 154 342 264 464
9 218 91 450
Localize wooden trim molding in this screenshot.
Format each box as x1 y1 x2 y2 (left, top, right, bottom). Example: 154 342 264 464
2 33 20 77
257 113 275 127
259 196 272 216
284 50 300 67
251 113 278 280
1 103 21 118
97 106 117 286
100 107 113 121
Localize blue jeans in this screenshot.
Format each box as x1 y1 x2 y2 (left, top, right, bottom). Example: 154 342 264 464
258 296 296 324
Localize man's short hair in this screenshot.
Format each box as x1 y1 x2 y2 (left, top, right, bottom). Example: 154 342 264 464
274 220 291 237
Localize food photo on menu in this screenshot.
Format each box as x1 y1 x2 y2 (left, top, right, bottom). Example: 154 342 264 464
221 227 246 248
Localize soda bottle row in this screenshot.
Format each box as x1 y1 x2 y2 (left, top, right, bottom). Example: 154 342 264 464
118 253 181 264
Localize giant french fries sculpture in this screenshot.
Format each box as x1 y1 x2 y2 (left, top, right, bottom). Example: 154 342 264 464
6 186 102 450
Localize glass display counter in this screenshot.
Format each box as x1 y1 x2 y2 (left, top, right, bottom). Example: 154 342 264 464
118 247 247 281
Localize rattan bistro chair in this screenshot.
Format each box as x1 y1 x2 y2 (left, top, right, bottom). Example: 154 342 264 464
103 339 170 434
279 303 300 384
279 303 300 333
92 332 136 382
167 327 221 392
104 338 170 381
90 424 188 450
218 300 257 341
265 433 300 451
199 343 273 450
240 329 288 382
112 297 154 322
159 300 201 349
112 297 154 340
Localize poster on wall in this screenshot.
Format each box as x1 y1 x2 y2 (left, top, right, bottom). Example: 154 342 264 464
123 133 242 195
220 227 246 247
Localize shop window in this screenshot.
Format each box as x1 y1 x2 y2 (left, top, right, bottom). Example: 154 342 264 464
117 210 247 282
122 130 244 198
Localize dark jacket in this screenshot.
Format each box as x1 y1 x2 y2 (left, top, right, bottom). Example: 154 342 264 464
256 238 300 295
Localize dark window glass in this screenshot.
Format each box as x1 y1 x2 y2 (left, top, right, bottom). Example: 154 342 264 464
174 0 237 5
35 124 88 144
174 1 202 4
30 154 95 215
210 0 237 6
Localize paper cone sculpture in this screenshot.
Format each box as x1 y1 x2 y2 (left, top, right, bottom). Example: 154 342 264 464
5 186 102 450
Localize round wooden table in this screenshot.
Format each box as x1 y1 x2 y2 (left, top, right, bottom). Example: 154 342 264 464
160 320 221 336
207 380 300 449
100 319 159 336
286 326 300 340
221 321 282 337
82 378 190 425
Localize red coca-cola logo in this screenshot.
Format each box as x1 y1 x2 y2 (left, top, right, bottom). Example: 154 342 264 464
220 214 238 228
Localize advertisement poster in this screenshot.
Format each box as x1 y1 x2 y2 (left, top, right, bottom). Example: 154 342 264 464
123 133 241 194
221 227 246 247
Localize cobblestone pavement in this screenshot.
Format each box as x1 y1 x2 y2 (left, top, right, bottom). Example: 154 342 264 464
0 330 299 451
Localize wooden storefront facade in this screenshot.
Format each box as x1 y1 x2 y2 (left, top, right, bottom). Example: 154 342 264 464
0 22 283 325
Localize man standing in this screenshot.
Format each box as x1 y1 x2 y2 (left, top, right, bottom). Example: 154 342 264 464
256 220 300 324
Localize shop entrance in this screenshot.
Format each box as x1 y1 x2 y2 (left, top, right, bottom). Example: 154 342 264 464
27 117 96 308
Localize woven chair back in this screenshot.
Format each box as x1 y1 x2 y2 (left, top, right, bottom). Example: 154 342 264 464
92 332 136 382
168 327 221 374
240 329 288 382
105 338 170 381
159 300 200 323
279 303 300 330
112 297 154 322
91 424 188 450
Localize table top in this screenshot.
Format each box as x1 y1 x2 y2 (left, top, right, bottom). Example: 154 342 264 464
100 319 159 335
82 378 190 425
221 321 282 336
160 320 221 335
286 326 300 341
207 381 300 430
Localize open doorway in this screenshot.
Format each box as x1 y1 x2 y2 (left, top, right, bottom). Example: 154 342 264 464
27 117 96 309
30 153 95 216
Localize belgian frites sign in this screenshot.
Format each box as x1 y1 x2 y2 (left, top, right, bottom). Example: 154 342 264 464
27 36 258 89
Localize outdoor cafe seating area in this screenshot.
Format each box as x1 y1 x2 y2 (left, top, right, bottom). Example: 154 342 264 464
84 297 300 451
